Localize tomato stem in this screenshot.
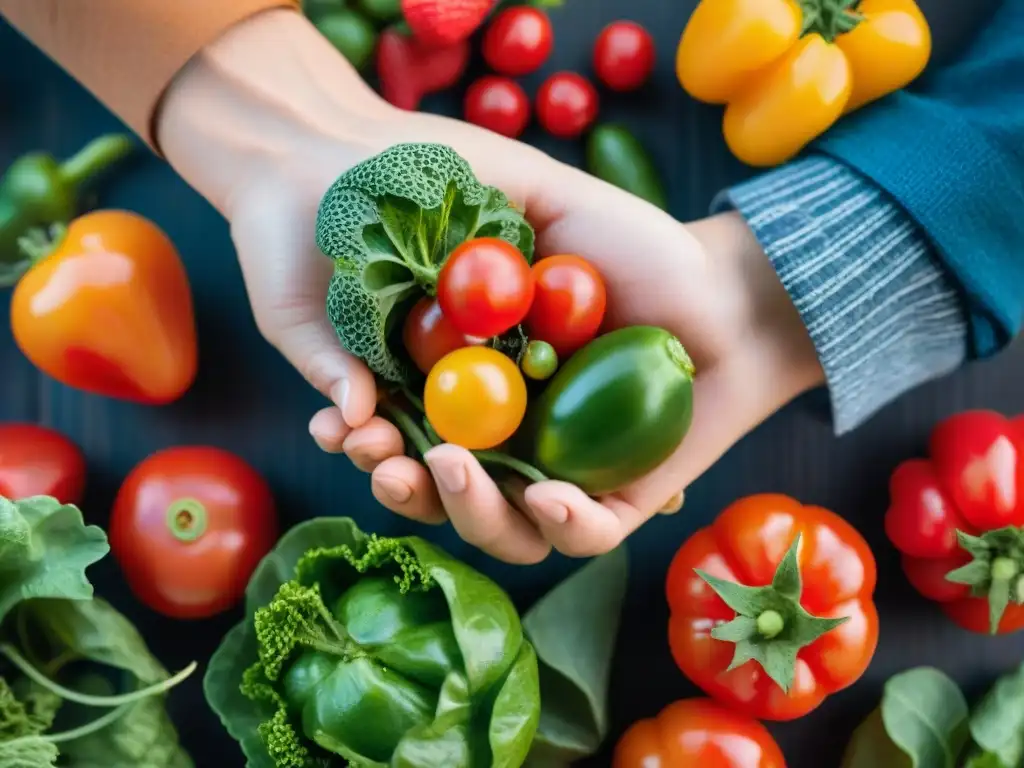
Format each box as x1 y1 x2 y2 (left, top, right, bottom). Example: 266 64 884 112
166 498 208 543
381 400 434 457
756 610 785 639
473 450 549 484
16 223 68 267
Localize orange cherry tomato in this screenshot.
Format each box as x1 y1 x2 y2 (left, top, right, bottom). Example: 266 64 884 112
0 423 86 503
110 446 278 619
10 210 198 404
613 698 786 768
424 346 527 450
666 494 879 721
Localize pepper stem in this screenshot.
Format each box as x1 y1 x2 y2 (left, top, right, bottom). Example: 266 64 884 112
757 610 785 639
166 498 208 543
59 134 136 191
946 527 1024 634
799 0 864 42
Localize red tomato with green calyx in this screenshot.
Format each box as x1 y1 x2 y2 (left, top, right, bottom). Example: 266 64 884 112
667 494 879 721
613 698 786 768
536 72 599 139
482 6 553 77
886 410 1024 634
594 21 656 92
525 254 607 358
437 237 535 338
464 76 531 138
110 446 278 620
402 297 482 374
0 423 86 504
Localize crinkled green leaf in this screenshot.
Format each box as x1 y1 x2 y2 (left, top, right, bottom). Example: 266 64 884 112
969 663 1024 767
523 547 629 766
0 497 108 622
0 735 59 767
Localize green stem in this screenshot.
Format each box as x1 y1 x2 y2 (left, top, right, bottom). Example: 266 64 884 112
401 386 426 414
473 451 549 484
756 610 785 640
423 419 443 447
58 134 135 190
4 701 133 750
0 643 196 707
16 223 67 268
166 498 208 543
381 401 434 457
799 0 863 41
992 557 1019 583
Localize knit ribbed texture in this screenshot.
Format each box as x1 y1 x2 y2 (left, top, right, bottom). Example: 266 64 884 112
714 157 969 434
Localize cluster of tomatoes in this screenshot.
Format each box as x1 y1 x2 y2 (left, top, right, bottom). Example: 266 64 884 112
465 9 655 139
403 238 606 450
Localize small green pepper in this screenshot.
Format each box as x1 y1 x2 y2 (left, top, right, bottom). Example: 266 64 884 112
586 124 668 210
0 134 134 286
316 9 379 71
519 326 695 495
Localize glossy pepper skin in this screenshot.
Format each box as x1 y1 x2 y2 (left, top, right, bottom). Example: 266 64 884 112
666 494 879 721
519 326 695 495
886 411 1024 635
676 0 931 167
10 210 198 404
0 135 135 285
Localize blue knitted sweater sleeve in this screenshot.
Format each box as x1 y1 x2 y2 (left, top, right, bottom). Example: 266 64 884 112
816 0 1024 358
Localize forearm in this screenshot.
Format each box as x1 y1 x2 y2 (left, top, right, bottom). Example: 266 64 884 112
0 0 299 145
157 9 389 215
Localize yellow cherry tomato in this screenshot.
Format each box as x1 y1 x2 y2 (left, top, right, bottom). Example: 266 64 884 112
676 0 802 104
676 0 931 167
724 34 853 168
425 346 527 450
837 0 932 113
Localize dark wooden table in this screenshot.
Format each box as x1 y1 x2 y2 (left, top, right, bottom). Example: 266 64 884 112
1 1 1021 765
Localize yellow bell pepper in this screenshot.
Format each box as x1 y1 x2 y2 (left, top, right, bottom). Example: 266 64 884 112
677 0 931 167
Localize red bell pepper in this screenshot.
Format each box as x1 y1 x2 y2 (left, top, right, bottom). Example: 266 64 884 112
376 26 470 111
886 410 1024 634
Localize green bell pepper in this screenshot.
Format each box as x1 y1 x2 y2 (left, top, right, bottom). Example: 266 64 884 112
235 522 540 767
0 134 135 286
519 325 696 495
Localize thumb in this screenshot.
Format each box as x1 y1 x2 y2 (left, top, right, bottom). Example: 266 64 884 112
268 314 378 430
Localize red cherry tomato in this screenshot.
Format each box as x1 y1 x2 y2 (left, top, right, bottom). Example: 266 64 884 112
482 6 553 77
536 72 599 139
525 255 607 358
594 21 656 91
110 446 278 620
0 424 86 503
464 76 531 138
437 238 535 338
402 297 481 375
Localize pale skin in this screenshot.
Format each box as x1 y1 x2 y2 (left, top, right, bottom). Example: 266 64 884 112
158 9 826 564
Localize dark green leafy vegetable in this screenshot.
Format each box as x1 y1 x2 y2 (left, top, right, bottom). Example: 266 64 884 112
205 518 628 768
0 495 194 766
315 144 534 384
965 663 1024 767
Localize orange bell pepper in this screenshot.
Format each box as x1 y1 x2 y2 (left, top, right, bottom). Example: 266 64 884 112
9 210 198 404
677 0 931 167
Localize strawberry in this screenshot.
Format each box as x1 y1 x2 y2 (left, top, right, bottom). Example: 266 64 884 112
376 27 471 110
401 0 494 47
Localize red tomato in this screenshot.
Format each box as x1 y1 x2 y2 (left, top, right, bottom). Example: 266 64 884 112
524 254 607 358
886 410 1024 634
0 424 86 503
482 6 553 77
437 238 535 338
594 21 656 91
666 494 879 721
110 446 278 619
536 72 599 139
613 699 786 768
402 297 481 374
464 76 531 138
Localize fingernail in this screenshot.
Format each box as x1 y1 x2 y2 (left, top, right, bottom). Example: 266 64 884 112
531 500 569 525
427 457 467 494
374 475 413 504
310 430 331 452
331 378 351 425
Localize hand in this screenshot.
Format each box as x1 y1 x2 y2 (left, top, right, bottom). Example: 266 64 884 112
158 9 825 564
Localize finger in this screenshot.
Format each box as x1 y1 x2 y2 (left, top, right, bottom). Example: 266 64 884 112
658 489 686 515
341 417 405 472
273 319 378 429
309 406 348 453
371 456 446 525
525 481 644 558
424 445 551 565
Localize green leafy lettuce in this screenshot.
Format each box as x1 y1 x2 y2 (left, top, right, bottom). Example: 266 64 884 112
0 495 194 767
315 143 535 384
204 518 627 768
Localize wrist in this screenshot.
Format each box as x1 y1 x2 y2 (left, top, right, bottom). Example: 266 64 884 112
157 8 392 215
690 211 825 400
